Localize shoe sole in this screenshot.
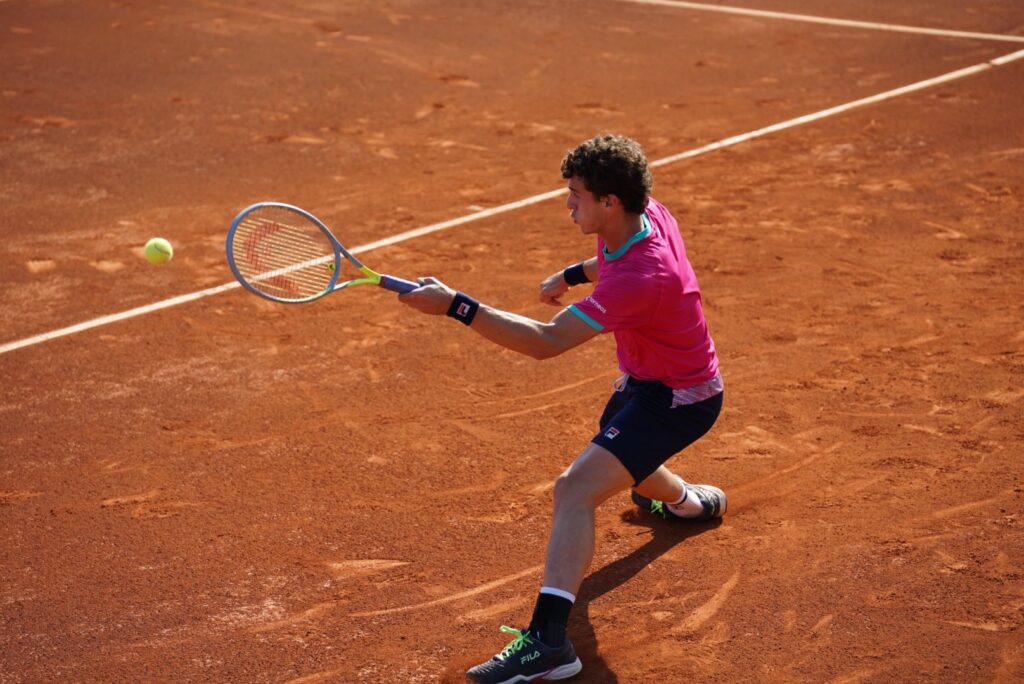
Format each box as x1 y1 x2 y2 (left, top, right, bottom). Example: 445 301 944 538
545 658 582 680
488 657 582 683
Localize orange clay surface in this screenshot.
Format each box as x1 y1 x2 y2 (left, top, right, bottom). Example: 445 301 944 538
1 1 1023 682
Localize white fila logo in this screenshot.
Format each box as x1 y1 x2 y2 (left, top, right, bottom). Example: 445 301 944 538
585 295 607 314
605 427 620 439
457 303 471 317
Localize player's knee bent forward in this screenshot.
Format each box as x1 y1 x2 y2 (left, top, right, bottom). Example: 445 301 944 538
551 469 605 512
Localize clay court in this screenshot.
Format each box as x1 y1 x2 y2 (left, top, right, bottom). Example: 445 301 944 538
2 1 1023 681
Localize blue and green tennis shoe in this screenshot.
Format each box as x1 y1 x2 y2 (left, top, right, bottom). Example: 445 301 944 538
631 483 727 520
466 626 582 683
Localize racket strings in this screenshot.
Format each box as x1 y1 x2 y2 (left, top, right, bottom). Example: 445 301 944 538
230 208 339 301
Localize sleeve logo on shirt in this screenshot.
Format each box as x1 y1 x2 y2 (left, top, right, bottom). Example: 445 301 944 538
604 427 620 439
585 295 607 314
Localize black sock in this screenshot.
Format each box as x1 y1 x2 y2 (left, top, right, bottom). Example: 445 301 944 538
527 592 572 646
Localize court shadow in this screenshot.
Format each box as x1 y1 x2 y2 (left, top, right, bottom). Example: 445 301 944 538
567 510 723 683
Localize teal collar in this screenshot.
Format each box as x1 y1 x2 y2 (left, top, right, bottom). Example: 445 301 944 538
603 213 651 261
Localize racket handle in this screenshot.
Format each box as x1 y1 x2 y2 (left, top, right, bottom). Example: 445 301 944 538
379 275 419 293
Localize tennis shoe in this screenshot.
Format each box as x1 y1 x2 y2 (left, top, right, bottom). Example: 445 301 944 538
631 483 727 520
465 626 582 683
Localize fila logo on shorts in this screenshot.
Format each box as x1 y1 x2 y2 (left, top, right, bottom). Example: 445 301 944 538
604 427 620 439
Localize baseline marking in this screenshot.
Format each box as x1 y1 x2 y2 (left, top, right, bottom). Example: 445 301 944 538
2 48 1023 356
649 48 1024 168
616 0 1024 44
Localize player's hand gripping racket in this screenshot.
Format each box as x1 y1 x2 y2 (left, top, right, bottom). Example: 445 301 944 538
226 202 418 303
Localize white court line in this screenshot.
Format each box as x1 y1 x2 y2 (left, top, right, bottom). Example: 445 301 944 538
650 48 1024 167
0 191 563 356
2 48 1023 356
616 0 1024 43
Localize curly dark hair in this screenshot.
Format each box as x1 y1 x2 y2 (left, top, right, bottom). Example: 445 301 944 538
560 134 652 214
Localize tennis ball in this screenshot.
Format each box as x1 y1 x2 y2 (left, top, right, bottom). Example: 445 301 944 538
144 237 173 265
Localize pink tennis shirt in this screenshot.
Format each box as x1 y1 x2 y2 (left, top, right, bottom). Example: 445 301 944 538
567 198 719 390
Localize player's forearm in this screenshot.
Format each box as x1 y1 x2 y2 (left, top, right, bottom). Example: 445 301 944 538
469 305 563 360
397 278 592 357
579 257 599 283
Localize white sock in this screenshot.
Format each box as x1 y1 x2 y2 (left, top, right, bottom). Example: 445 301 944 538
668 477 688 506
539 586 576 603
666 477 702 517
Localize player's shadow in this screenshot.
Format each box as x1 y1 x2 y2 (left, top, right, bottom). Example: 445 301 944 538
567 510 722 683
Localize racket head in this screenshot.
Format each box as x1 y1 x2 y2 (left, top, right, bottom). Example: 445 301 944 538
227 202 349 303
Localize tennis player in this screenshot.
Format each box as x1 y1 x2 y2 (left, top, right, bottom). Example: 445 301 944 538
399 134 725 683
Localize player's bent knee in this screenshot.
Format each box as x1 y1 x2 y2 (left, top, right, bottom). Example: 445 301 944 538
552 455 631 510
552 469 597 510
551 470 576 503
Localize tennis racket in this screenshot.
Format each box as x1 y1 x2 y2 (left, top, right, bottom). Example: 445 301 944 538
226 202 418 303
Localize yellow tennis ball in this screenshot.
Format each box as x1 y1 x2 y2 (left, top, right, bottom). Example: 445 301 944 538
144 237 173 265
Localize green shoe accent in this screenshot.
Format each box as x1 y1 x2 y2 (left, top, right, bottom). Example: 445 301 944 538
496 626 533 660
467 626 582 683
632 485 727 521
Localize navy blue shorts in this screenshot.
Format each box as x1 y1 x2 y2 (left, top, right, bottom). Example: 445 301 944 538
592 377 723 485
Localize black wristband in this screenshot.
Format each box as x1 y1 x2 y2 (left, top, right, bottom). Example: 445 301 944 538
563 262 590 286
446 291 480 326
